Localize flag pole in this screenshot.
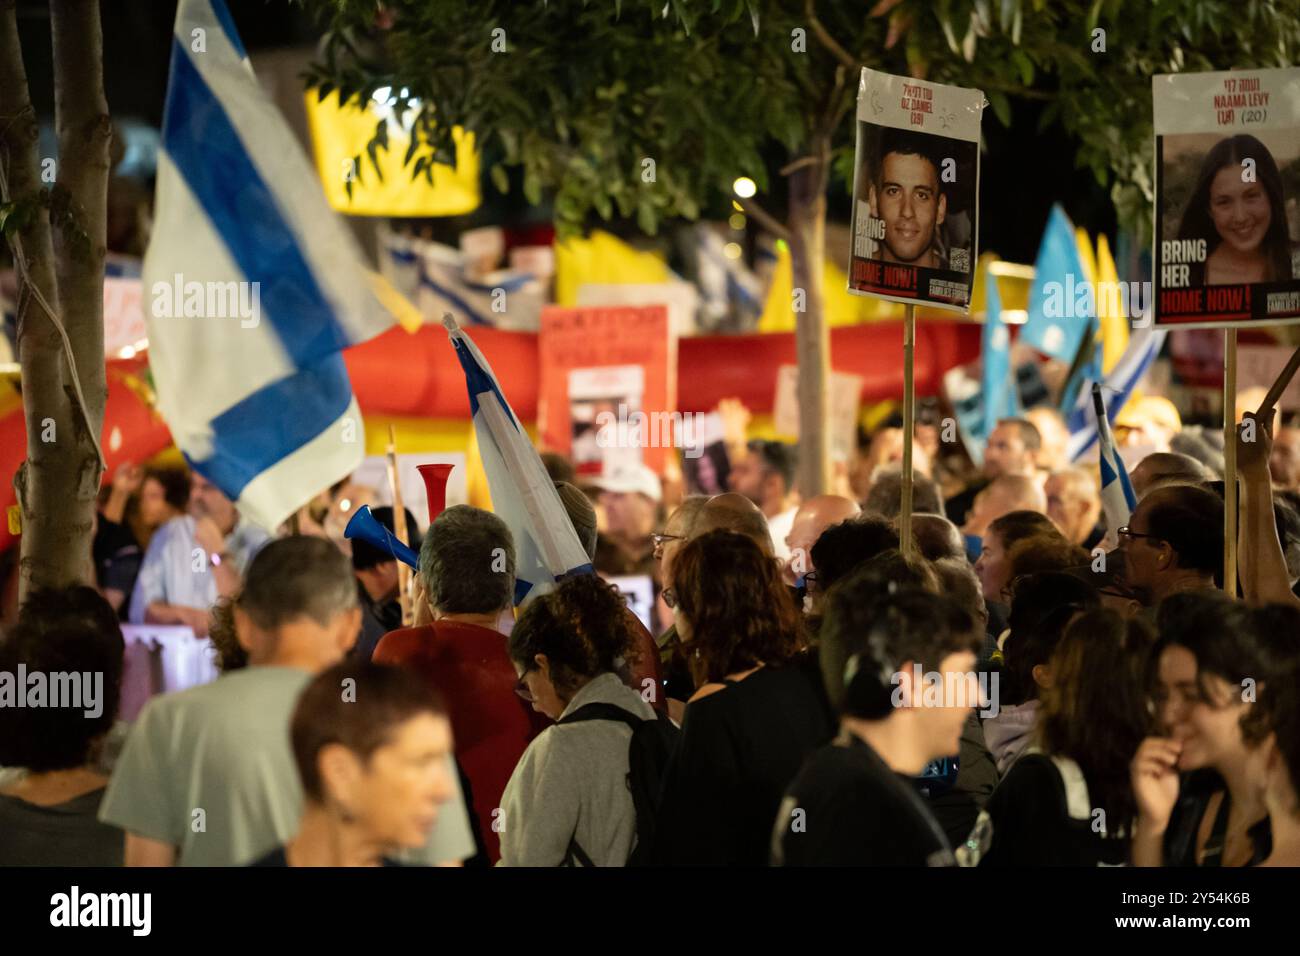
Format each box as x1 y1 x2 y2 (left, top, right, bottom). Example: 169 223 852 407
1255 343 1300 423
900 304 915 557
387 424 414 625
1224 329 1238 595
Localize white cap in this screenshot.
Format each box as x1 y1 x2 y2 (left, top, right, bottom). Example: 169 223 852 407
590 463 662 504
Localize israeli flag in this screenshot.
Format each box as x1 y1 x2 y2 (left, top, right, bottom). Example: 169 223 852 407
1092 383 1137 541
442 315 593 604
1020 205 1091 363
143 0 393 531
1066 322 1167 463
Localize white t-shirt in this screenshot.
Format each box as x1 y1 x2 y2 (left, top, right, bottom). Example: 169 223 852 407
767 506 798 563
100 665 475 866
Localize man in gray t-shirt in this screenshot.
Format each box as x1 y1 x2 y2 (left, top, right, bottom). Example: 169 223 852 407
100 536 474 866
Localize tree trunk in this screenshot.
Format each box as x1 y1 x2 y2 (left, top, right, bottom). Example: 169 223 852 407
2 0 110 599
786 149 833 498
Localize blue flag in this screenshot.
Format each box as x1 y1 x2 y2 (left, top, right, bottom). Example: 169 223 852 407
980 261 1021 442
1021 204 1092 363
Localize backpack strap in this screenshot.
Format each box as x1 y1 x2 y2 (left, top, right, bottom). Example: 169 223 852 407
1048 755 1095 826
564 836 596 868
557 701 646 731
1023 747 1096 829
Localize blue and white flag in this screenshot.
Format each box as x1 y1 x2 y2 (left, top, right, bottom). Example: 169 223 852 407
143 0 393 531
980 261 1021 441
379 228 542 330
1066 322 1167 463
1020 205 1092 363
1092 382 1137 544
442 314 593 604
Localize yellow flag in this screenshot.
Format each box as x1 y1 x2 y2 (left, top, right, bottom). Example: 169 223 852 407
760 242 897 332
305 92 480 217
1094 234 1129 375
553 230 669 306
1075 228 1097 285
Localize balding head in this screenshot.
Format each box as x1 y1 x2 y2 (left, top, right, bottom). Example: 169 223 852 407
964 474 1046 537
694 493 774 556
657 495 708 577
785 495 860 574
909 513 966 562
1044 466 1102 546
1025 406 1070 472
1131 452 1210 499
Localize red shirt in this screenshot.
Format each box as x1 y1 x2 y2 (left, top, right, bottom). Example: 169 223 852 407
374 621 541 863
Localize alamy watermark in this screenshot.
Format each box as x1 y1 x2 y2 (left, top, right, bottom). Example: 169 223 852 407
151 273 261 328
595 404 708 458
891 665 1000 718
0 664 104 718
1041 274 1152 328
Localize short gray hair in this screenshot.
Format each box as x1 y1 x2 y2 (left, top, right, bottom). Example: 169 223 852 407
238 536 358 630
864 465 942 519
420 505 516 614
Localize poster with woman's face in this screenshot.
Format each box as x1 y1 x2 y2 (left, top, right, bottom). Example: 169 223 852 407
847 68 985 313
1154 67 1300 328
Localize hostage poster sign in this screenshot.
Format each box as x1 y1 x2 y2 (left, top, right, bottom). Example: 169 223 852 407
847 68 985 313
1153 67 1300 328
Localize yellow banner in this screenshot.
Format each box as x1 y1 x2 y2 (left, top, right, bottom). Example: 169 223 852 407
305 91 480 218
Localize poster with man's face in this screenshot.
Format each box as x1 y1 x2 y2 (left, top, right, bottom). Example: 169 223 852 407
847 69 984 312
1153 67 1300 328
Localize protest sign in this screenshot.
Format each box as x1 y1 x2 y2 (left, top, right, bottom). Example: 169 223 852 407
538 305 676 474
847 68 985 312
1153 67 1300 328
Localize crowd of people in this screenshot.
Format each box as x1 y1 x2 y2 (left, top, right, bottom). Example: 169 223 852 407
3 392 1300 868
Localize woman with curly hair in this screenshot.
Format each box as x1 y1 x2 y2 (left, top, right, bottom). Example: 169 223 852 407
498 573 663 866
653 530 835 865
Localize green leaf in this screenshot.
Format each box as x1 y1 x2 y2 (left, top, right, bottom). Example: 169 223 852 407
523 167 542 206
636 199 658 235
938 0 961 55
987 90 1011 126
1010 49 1034 86
490 163 510 194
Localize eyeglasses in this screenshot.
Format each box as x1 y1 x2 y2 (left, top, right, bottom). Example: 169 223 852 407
661 587 677 609
1117 526 1163 544
514 673 534 702
802 570 821 592
652 532 684 549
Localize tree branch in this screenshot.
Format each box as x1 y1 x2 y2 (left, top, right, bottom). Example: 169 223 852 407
738 196 791 243
805 0 858 72
779 155 820 176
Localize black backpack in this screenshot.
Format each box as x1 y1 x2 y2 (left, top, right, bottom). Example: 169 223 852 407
556 702 680 866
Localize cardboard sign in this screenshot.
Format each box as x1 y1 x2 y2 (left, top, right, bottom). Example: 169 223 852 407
773 364 864 462
847 68 985 312
605 574 655 634
104 277 147 357
118 625 218 722
1238 344 1300 411
538 305 676 473
1153 67 1300 328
